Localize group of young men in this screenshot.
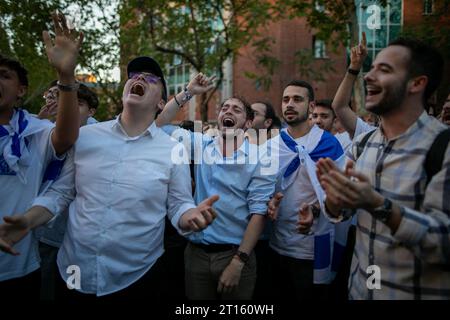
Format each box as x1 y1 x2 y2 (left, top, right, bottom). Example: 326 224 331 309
0 13 449 302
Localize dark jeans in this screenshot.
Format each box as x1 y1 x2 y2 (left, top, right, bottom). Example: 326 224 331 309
0 268 40 300
269 247 329 301
330 225 356 300
39 242 59 301
55 257 167 303
253 239 273 300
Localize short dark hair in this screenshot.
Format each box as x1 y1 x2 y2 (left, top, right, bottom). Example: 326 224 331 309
253 100 281 130
0 55 28 86
46 80 99 109
285 80 314 102
388 37 444 103
221 96 254 121
180 120 195 132
314 99 335 118
78 84 99 109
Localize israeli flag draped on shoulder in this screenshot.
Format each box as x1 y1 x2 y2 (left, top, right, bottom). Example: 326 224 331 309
0 108 65 186
273 125 350 284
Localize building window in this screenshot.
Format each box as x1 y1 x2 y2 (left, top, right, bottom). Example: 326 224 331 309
423 0 434 15
356 0 403 73
313 37 327 58
166 56 191 97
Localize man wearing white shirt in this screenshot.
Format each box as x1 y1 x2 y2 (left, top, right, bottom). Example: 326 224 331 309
268 80 348 301
0 12 83 300
0 56 218 300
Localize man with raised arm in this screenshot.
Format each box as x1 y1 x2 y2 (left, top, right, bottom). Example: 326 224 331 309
0 11 82 299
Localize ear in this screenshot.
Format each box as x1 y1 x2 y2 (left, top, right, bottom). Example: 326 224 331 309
264 118 273 129
17 85 27 98
245 119 253 130
157 99 165 111
409 75 428 95
88 108 96 117
309 101 315 114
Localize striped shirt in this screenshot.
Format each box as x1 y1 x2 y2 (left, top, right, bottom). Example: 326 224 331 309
340 112 450 299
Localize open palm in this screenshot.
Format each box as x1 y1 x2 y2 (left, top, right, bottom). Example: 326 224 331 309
0 216 30 255
43 12 83 76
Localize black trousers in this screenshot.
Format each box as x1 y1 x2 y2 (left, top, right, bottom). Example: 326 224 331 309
269 247 329 301
55 257 167 303
0 268 41 300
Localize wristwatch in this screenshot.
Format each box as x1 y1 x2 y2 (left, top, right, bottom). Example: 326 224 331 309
371 198 393 223
235 250 249 264
347 68 360 76
181 86 193 104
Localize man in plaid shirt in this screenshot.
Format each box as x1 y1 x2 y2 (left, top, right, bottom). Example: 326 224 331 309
317 38 449 299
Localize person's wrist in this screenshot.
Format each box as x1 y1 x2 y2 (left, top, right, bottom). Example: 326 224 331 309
347 67 360 76
57 73 76 86
366 193 385 214
232 255 245 269
324 198 341 218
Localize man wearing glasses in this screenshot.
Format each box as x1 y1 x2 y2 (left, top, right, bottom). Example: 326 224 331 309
0 56 219 301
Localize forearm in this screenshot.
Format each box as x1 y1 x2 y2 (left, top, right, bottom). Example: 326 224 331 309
52 73 80 155
332 72 358 137
156 90 191 127
24 206 54 230
238 214 266 254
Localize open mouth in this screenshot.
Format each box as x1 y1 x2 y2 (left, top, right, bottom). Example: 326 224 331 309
222 117 235 127
366 86 382 97
130 83 145 96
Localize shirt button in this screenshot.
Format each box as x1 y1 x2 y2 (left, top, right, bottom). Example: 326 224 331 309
369 254 374 261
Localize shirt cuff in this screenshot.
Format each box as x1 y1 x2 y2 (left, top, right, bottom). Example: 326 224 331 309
172 202 197 237
392 206 430 246
249 202 269 216
31 196 59 227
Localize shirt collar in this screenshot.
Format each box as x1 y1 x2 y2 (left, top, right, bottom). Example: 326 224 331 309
111 114 158 139
379 110 429 141
211 135 249 157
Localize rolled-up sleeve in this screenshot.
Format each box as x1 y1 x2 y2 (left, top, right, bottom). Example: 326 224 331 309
247 152 278 215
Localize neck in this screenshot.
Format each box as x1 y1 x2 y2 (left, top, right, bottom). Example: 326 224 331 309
121 106 156 137
220 130 245 157
0 107 14 125
287 120 311 139
379 98 424 140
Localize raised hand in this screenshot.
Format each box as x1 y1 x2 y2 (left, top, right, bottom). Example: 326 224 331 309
0 216 30 255
267 192 283 221
186 73 216 96
42 11 84 77
350 32 367 71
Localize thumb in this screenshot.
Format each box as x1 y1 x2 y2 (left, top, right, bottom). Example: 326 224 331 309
298 204 312 220
201 194 220 206
348 169 369 182
273 192 284 205
3 215 27 228
345 160 355 176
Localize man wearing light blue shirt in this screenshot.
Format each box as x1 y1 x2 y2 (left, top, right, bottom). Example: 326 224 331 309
159 94 277 300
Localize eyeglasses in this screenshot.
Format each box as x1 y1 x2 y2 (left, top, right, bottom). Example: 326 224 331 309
129 72 161 84
43 89 59 100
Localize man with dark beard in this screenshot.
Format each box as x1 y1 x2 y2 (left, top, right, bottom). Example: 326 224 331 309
317 38 450 299
267 80 350 301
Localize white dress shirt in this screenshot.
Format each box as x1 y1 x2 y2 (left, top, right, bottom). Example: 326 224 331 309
33 117 195 296
0 109 60 281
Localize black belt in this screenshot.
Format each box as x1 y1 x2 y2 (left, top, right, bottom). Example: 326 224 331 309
191 242 238 253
